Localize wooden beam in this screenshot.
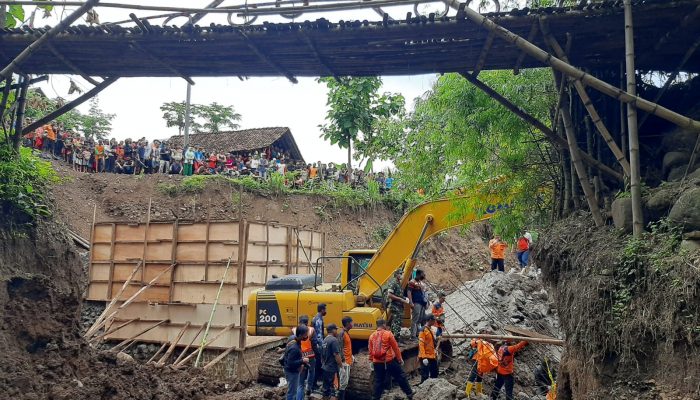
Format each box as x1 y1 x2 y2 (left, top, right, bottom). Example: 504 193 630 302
471 30 496 77
0 75 47 91
45 41 100 86
173 323 237 368
157 321 191 366
22 76 118 135
10 76 29 150
89 318 139 343
235 29 297 84
84 261 142 338
0 0 99 78
460 4 700 133
513 19 538 75
442 333 564 346
147 342 169 363
540 19 631 176
203 346 237 370
129 41 194 85
173 324 206 366
652 4 700 53
111 319 169 353
460 73 623 182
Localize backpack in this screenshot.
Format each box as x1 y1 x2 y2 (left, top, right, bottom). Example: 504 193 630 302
475 340 499 375
279 339 296 367
368 331 389 362
517 237 529 251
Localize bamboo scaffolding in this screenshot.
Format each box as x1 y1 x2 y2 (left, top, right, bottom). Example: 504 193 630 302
442 333 564 346
129 42 194 85
22 76 118 134
195 255 235 367
85 261 142 338
203 346 237 370
513 19 537 75
471 30 495 77
173 323 237 368
0 0 99 78
111 319 168 353
460 73 623 182
235 29 297 84
459 4 700 133
558 78 604 227
624 0 643 238
88 318 139 343
540 19 631 176
173 324 206 366
0 75 47 91
10 77 28 150
147 342 169 363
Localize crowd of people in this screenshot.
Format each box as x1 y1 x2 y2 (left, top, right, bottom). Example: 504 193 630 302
23 123 395 192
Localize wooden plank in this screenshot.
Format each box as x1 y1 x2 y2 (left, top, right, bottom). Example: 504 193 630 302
85 261 143 338
203 346 237 370
147 342 169 363
169 220 179 302
504 325 558 341
112 319 169 352
142 199 152 283
89 318 139 343
157 321 191 366
472 30 496 77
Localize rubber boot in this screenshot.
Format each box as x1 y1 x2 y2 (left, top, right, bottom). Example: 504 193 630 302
465 382 474 398
476 382 484 396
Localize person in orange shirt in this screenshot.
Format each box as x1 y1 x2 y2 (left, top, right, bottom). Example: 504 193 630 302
292 315 318 400
488 235 508 272
431 291 446 337
43 124 56 154
490 340 528 400
418 314 438 383
368 319 413 400
338 317 354 400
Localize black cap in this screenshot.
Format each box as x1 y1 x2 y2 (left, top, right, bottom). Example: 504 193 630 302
326 323 338 332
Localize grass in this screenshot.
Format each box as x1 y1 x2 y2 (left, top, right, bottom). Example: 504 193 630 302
0 146 59 220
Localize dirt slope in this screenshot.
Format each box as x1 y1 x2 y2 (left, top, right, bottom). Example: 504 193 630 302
49 161 489 287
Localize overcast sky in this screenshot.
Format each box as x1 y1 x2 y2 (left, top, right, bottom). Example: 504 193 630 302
30 1 450 168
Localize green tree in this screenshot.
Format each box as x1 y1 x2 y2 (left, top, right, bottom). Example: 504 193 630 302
24 90 82 132
318 77 404 170
160 101 202 135
198 102 241 133
379 70 557 238
80 97 114 140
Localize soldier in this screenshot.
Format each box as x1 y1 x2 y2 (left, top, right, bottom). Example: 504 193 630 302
386 269 410 338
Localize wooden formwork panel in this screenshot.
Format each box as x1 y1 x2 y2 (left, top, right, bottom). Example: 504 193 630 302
105 302 243 349
87 220 324 306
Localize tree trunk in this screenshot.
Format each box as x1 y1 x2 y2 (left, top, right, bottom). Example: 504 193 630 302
347 136 352 170
570 158 580 209
560 144 571 217
624 0 644 237
11 77 29 152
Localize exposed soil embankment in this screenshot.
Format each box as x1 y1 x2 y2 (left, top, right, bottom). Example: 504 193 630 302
0 219 238 399
50 162 489 286
535 215 700 400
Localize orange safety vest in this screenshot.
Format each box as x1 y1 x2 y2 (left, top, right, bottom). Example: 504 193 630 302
418 326 436 359
300 327 315 358
432 304 445 328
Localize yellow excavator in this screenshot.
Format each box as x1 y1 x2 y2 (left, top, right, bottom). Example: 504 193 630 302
247 192 511 396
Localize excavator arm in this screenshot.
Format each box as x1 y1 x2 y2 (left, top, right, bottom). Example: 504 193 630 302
356 193 511 301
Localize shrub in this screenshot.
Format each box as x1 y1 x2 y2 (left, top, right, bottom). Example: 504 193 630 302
0 146 59 219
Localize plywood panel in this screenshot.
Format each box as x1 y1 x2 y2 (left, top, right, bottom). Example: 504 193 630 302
144 264 174 285
177 223 208 241
113 243 145 261
247 223 266 241
145 242 173 261
87 282 109 300
93 224 113 243
245 266 268 285
90 263 111 281
207 264 239 283
268 225 287 244
209 222 239 241
115 224 145 241
171 282 238 304
296 230 312 247
112 302 242 326
246 243 267 263
113 263 142 282
208 242 237 262
92 244 112 261
176 243 206 261
174 264 206 282
268 246 286 263
147 223 174 241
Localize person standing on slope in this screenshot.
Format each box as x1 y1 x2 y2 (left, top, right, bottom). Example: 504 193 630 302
489 235 508 272
490 340 528 400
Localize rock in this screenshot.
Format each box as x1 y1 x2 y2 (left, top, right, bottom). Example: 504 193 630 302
662 128 697 152
669 188 700 232
612 197 633 233
516 392 531 400
662 151 690 177
645 184 682 220
680 239 700 252
116 351 135 365
667 166 687 182
413 378 457 400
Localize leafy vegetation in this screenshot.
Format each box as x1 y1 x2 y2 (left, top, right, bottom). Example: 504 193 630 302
160 101 241 134
0 146 58 219
374 70 556 238
318 77 404 170
24 89 114 139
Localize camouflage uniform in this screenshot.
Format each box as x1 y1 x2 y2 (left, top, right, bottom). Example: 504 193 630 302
386 276 404 338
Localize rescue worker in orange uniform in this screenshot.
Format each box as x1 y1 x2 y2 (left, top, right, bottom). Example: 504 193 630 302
465 329 495 398
490 340 528 400
431 291 446 337
292 315 318 400
368 319 413 400
418 314 439 383
489 235 508 272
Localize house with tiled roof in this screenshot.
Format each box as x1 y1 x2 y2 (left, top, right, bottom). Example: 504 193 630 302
168 127 304 163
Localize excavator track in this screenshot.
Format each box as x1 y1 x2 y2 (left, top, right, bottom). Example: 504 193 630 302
257 339 453 398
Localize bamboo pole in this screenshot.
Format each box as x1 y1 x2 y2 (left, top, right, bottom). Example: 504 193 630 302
45 41 100 86
459 4 700 134
85 261 142 338
442 333 564 346
129 42 194 85
461 73 623 182
0 0 99 79
88 318 139 343
111 319 168 353
173 323 237 368
683 135 700 182
558 77 604 227
22 77 118 134
540 21 631 176
157 321 191 366
173 324 206 366
195 255 235 367
147 342 169 364
203 346 237 370
624 0 643 238
10 76 29 151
